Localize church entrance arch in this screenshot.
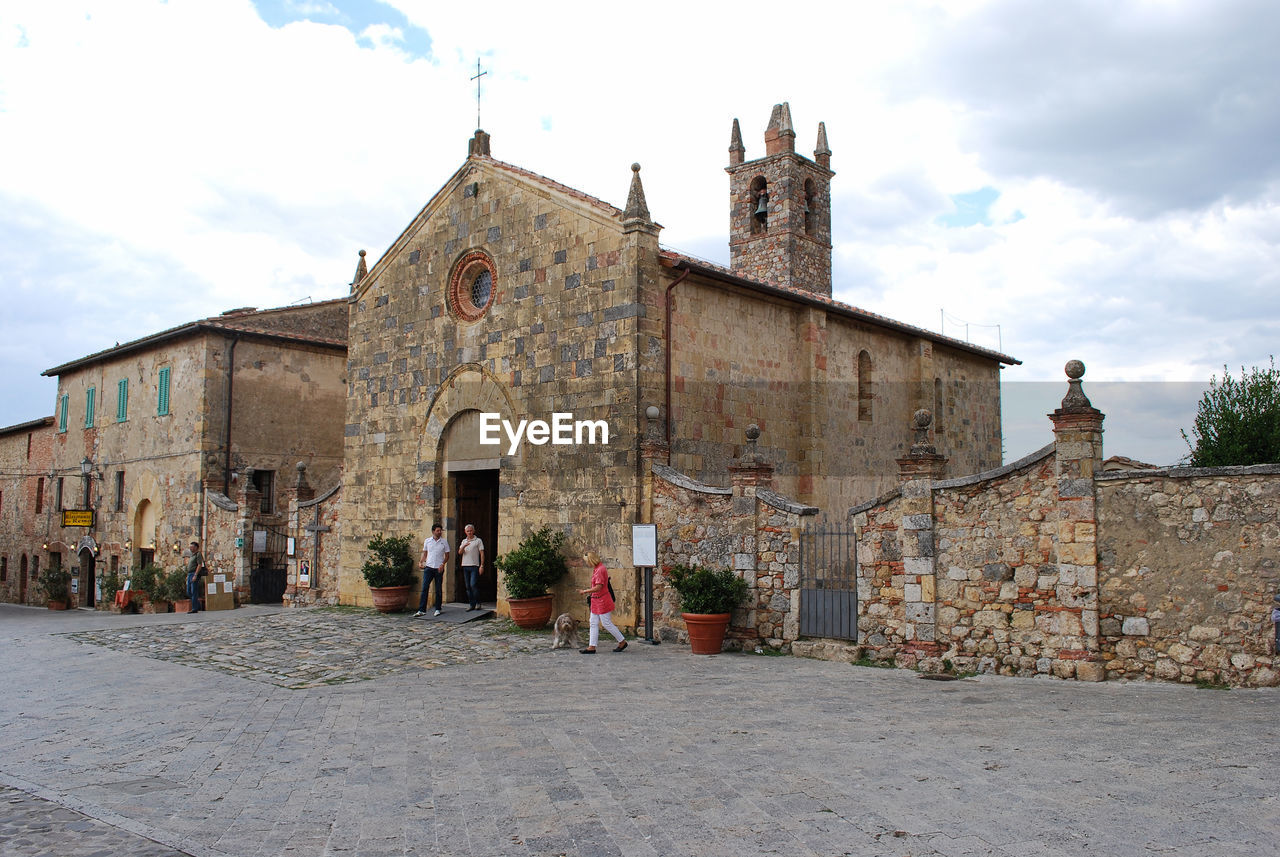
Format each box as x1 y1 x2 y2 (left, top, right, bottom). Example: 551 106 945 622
439 409 500 606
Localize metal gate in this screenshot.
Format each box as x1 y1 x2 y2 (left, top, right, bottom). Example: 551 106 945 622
799 522 859 641
250 522 289 604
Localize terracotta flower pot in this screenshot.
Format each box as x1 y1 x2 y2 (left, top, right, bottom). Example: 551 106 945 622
47 600 68 611
682 612 732 654
508 594 554 629
369 584 412 613
173 599 192 614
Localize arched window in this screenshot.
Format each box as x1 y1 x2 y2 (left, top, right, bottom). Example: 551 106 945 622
804 179 816 235
857 351 873 422
749 176 768 234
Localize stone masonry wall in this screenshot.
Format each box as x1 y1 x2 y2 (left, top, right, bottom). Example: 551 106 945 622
0 418 55 605
341 155 657 624
285 479 343 608
1097 465 1280 687
648 462 813 650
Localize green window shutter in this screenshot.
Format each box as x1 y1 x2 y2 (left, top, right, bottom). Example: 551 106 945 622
117 378 128 422
58 395 68 433
157 367 170 416
85 387 96 427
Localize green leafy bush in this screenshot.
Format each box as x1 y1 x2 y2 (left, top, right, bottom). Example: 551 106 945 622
38 567 72 602
666 564 749 615
160 567 189 602
100 568 123 602
495 526 568 600
131 563 167 602
361 534 416 588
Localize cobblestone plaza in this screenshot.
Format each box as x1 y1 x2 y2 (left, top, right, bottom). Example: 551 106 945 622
1 604 1276 856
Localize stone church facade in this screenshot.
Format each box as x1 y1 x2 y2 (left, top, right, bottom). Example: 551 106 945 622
340 104 1016 623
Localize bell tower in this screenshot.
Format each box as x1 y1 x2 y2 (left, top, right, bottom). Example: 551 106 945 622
726 103 834 296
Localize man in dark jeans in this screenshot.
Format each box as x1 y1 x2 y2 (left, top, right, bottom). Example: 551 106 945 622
186 542 205 613
415 523 450 618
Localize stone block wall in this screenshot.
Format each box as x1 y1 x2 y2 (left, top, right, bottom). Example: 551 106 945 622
284 479 343 608
1097 464 1280 687
0 418 55 604
647 461 814 649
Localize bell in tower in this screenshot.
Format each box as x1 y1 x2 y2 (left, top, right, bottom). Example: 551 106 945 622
725 103 834 296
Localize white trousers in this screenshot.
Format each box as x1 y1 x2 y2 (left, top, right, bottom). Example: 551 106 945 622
589 611 624 647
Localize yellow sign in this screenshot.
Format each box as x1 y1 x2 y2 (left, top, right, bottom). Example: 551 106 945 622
61 509 94 528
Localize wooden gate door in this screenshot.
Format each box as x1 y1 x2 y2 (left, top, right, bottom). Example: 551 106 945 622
452 470 498 605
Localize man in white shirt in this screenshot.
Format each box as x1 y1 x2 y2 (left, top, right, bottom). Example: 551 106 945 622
415 523 450 617
459 523 485 611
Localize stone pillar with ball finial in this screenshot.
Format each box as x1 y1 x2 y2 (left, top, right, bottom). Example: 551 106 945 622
1047 359 1106 681
893 409 946 659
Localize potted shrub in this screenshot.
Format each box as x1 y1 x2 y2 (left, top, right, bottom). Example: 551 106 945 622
132 563 171 613
494 526 568 629
163 567 192 613
99 568 122 610
362 534 416 613
667 564 749 654
39 567 73 610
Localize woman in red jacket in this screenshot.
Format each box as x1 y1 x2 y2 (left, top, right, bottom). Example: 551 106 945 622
579 550 627 654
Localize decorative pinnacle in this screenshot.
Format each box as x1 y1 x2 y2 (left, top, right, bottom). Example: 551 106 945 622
623 162 651 222
1060 359 1093 410
909 409 937 456
729 117 745 166
351 249 368 289
815 121 831 168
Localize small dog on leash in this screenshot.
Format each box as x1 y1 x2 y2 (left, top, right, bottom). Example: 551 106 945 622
551 613 581 649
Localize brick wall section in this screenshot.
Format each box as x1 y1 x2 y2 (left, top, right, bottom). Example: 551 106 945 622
1097 465 1280 687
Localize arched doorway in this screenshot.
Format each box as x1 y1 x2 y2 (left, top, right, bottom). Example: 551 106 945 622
134 499 156 569
78 547 96 608
440 410 499 606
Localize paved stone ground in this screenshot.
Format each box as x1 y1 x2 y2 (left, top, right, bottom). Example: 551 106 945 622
0 603 1277 857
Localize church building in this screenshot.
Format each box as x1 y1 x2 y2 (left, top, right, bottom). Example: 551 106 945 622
339 104 1016 619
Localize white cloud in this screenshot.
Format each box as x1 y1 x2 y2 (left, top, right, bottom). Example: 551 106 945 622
0 0 1274 469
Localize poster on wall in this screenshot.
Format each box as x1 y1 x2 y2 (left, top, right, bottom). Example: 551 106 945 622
287 537 296 558
299 559 310 587
253 530 267 553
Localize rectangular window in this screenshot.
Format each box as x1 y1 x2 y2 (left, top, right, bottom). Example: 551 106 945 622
252 469 275 514
35 477 44 514
157 367 171 416
56 477 64 512
117 378 129 422
85 387 96 427
32 555 39 579
114 470 125 513
58 394 68 433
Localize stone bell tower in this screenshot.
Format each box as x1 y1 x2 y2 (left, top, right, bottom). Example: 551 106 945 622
726 103 834 296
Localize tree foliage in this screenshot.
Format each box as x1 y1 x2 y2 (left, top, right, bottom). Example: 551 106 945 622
1182 358 1280 467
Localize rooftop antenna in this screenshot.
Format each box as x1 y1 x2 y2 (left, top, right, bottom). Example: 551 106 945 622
470 58 488 129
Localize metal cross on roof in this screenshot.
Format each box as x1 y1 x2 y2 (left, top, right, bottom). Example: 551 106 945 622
471 58 488 130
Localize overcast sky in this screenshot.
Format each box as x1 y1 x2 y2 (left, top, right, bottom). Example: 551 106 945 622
2 0 1277 467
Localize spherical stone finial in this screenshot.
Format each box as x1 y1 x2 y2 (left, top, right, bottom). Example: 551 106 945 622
358 249 366 257
645 405 660 420
632 162 641 173
913 409 933 430
296 461 307 472
745 424 761 442
1065 359 1085 380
